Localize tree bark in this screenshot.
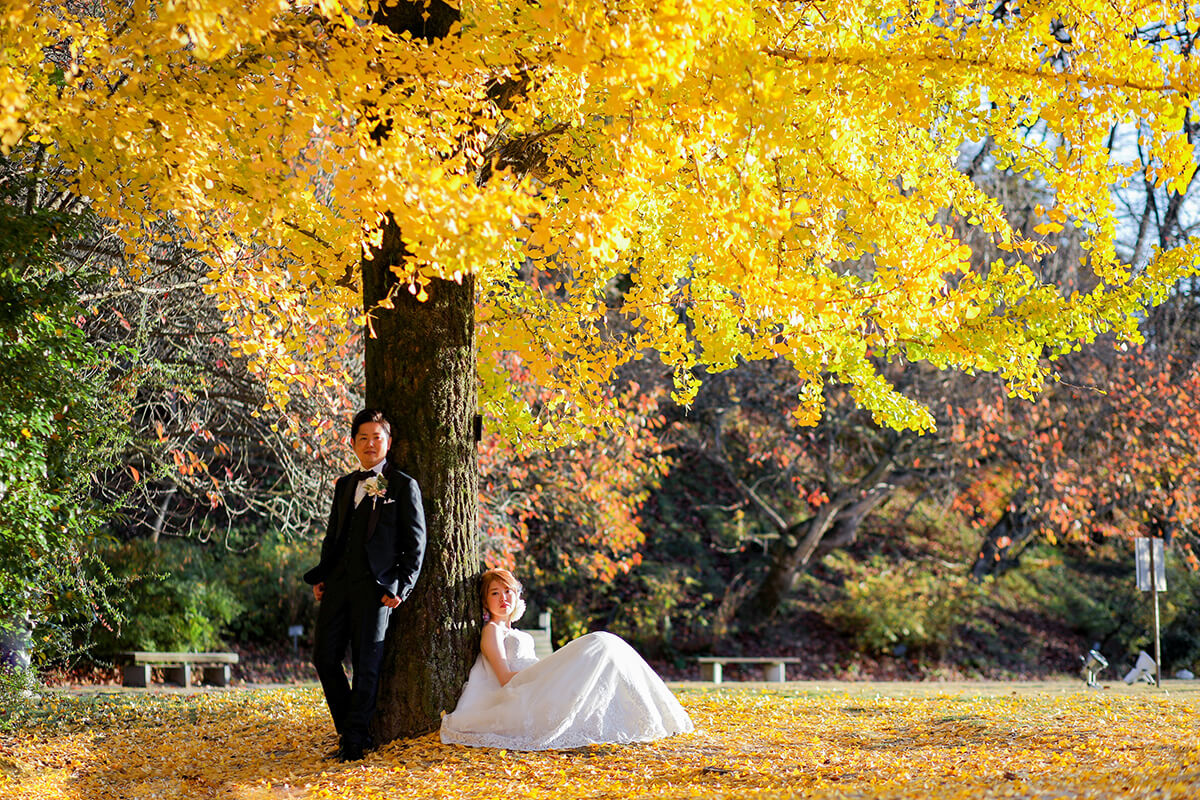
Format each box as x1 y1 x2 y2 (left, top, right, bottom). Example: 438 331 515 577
749 501 845 620
365 219 480 740
968 504 1032 582
813 482 898 560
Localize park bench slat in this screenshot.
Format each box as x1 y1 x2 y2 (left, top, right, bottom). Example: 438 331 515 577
121 651 239 665
696 657 803 664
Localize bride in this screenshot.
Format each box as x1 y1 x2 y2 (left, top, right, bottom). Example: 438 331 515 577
439 569 694 750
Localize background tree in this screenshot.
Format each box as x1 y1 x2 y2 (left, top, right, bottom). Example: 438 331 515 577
660 360 975 623
1 144 368 667
479 359 668 640
958 337 1200 577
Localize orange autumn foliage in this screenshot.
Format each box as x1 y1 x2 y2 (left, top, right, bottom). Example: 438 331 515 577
954 347 1200 568
479 356 667 581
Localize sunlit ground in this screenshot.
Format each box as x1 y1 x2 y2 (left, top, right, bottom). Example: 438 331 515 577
4 681 1198 799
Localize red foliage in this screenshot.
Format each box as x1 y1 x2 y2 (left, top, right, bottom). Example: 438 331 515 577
954 347 1200 565
478 357 667 581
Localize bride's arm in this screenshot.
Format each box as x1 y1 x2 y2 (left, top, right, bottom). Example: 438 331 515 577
480 622 518 686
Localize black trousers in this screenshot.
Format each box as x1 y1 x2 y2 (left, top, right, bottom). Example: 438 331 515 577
312 575 391 746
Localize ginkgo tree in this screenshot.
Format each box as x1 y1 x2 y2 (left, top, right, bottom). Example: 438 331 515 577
5 0 1199 736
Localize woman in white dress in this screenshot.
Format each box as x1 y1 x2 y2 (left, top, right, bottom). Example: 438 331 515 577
439 569 693 750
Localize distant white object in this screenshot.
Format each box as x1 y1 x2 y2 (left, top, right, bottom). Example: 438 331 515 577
527 611 554 660
1123 650 1157 684
1175 669 1195 680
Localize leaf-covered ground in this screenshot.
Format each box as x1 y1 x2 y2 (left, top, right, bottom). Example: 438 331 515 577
4 683 1198 799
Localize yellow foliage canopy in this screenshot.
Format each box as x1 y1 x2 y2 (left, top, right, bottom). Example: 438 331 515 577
5 0 1199 437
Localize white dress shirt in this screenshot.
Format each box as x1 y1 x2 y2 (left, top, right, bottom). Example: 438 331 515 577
353 461 387 507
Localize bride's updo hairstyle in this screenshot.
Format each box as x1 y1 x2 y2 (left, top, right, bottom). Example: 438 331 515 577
480 568 525 624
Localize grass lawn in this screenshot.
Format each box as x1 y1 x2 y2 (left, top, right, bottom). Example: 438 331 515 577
3 680 1198 798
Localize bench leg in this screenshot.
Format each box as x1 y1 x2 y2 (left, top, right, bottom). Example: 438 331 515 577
124 665 151 687
164 664 192 688
202 665 231 687
700 662 723 684
762 662 786 682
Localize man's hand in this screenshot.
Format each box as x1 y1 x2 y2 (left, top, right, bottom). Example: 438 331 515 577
313 582 325 601
381 593 400 608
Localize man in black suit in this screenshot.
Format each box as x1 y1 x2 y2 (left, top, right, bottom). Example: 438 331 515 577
304 408 426 761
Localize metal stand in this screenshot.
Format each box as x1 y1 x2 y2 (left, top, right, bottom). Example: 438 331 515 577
1081 648 1108 687
1149 541 1162 688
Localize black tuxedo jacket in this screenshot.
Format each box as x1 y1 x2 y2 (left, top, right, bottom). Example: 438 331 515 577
303 463 427 602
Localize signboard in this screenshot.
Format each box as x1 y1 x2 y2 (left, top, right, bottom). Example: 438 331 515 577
1135 537 1166 592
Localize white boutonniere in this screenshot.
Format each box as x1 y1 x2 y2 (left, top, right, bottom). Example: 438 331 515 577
362 474 388 506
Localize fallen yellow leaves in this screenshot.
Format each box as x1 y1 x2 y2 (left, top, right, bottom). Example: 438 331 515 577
4 684 1199 799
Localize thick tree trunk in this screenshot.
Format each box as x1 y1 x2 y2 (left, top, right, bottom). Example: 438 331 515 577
358 0 478 741
814 484 896 560
969 505 1032 582
365 220 480 740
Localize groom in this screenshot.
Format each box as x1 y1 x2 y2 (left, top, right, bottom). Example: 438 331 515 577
304 408 426 761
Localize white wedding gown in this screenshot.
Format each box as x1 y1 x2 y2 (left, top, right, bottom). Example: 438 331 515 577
439 628 693 750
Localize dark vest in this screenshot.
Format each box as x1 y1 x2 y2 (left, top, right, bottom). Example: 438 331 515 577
330 492 374 583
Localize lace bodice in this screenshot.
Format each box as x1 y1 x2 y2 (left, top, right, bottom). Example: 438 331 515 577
503 627 541 672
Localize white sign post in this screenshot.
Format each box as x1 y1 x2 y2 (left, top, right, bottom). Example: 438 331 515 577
1135 537 1166 687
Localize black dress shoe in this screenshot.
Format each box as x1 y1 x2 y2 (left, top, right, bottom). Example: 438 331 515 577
338 742 365 762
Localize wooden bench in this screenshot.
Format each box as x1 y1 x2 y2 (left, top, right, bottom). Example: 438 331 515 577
696 656 804 684
118 651 239 688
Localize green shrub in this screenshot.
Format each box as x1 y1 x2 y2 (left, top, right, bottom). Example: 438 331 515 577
0 614 37 728
1 204 135 665
215 531 316 646
47 527 322 661
0 664 37 731
1008 542 1200 672
89 539 244 653
825 552 980 656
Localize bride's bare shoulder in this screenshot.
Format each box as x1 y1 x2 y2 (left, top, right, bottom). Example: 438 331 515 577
481 621 508 637
479 621 509 653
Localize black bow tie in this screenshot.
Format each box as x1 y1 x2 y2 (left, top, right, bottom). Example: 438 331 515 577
354 469 377 482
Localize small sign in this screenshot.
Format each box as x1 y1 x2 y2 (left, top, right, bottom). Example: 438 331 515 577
288 625 304 638
1135 538 1166 592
